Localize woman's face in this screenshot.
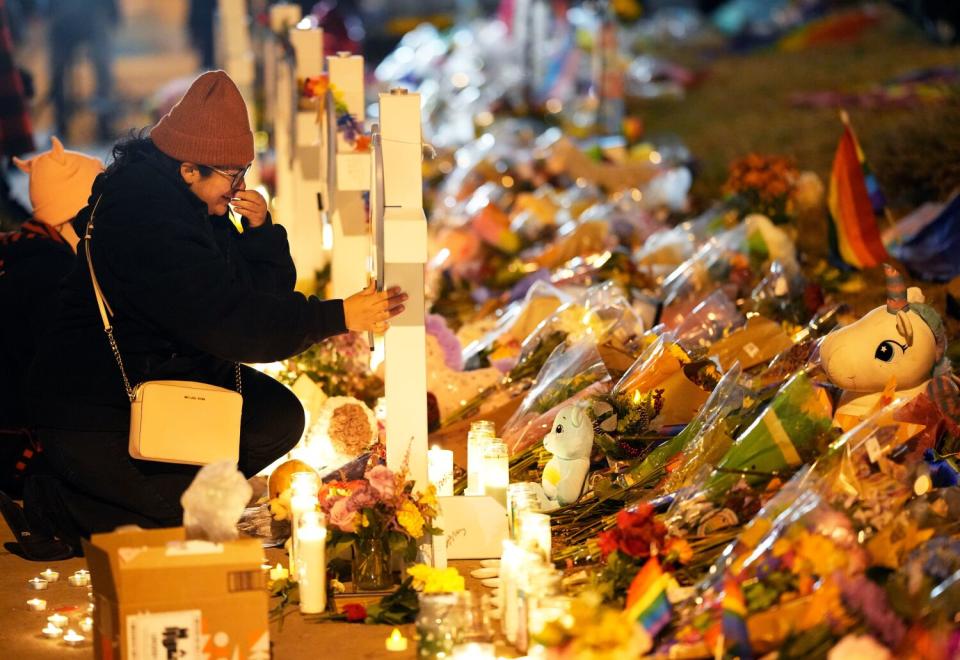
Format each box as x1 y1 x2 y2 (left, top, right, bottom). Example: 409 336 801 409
180 163 245 216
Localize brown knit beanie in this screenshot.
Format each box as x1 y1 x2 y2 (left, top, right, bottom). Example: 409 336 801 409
151 70 254 167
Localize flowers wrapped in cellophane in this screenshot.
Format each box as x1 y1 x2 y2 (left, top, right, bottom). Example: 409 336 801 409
660 397 956 659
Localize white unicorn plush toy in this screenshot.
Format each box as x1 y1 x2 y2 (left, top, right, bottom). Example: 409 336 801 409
821 264 948 430
541 402 594 508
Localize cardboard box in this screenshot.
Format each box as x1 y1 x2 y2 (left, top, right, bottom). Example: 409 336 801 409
83 527 270 660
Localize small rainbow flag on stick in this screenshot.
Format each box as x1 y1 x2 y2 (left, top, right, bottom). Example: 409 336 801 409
721 575 753 660
827 110 890 270
625 557 673 637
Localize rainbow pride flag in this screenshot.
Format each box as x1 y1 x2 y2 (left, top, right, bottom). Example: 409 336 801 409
625 557 672 637
827 112 890 270
722 576 753 660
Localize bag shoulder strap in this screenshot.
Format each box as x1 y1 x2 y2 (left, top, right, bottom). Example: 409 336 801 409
83 195 242 401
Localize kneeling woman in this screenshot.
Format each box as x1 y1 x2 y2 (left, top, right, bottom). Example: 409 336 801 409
6 71 405 560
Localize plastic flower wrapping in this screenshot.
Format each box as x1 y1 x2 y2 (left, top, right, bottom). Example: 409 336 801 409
653 398 960 659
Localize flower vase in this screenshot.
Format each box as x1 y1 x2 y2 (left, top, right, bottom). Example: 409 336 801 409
353 537 394 591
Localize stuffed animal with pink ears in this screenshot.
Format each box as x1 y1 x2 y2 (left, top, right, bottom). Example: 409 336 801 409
821 264 957 429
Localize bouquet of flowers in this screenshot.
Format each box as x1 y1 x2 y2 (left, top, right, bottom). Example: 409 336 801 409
320 464 440 563
593 503 693 606
279 333 383 408
723 153 800 225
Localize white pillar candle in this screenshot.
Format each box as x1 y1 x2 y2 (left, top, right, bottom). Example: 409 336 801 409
482 440 510 508
428 445 454 497
466 420 495 495
297 511 327 614
290 491 318 581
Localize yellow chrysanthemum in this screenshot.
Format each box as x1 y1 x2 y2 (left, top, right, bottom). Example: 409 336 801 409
398 500 425 538
408 564 465 593
418 484 438 510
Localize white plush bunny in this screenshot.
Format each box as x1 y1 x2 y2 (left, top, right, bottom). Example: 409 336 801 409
541 403 594 507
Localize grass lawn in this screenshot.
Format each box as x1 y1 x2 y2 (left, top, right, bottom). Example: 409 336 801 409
635 4 960 320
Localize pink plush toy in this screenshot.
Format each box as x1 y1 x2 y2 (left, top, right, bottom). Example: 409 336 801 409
821 264 948 429
12 136 104 251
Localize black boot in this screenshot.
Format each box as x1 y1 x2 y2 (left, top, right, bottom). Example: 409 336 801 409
0 490 76 561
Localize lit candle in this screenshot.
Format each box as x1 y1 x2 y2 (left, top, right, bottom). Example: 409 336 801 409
289 490 317 581
28 577 48 590
428 445 454 497
297 511 327 614
39 569 60 583
466 420 495 495
385 628 408 652
518 511 552 559
41 623 63 639
26 598 47 611
68 572 90 587
79 616 93 633
63 629 85 647
47 613 69 628
451 642 496 659
482 439 510 508
290 470 320 496
268 563 290 582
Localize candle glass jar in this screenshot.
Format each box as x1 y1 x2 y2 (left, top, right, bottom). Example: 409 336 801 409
352 536 394 591
467 420 496 495
415 591 473 659
481 440 509 508
507 482 541 539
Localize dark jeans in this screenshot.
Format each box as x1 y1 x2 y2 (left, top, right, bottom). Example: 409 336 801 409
24 366 302 548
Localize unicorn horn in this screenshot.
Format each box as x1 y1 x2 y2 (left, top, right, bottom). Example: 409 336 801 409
884 263 909 313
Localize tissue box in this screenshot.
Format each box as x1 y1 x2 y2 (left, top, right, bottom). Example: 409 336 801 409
83 527 269 660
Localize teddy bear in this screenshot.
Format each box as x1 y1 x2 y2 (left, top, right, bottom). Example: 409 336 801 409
541 402 594 507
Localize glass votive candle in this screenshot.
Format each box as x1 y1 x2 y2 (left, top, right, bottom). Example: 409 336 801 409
47 613 69 628
28 577 49 590
79 616 93 634
63 629 85 647
450 642 496 659
41 623 63 639
416 592 473 659
26 598 47 611
39 568 60 583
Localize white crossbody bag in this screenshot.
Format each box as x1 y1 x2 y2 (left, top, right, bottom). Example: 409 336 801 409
84 195 242 466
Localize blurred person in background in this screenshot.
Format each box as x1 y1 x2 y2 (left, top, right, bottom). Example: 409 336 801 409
42 0 119 141
0 0 34 228
188 0 216 71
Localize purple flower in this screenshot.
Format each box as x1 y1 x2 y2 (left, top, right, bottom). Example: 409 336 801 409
367 465 397 501
426 314 463 371
346 484 377 512
837 573 906 649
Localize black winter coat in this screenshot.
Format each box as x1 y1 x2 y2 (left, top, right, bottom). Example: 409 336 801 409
0 220 74 427
25 154 346 431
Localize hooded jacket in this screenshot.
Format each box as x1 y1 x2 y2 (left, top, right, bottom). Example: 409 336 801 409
26 151 346 431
